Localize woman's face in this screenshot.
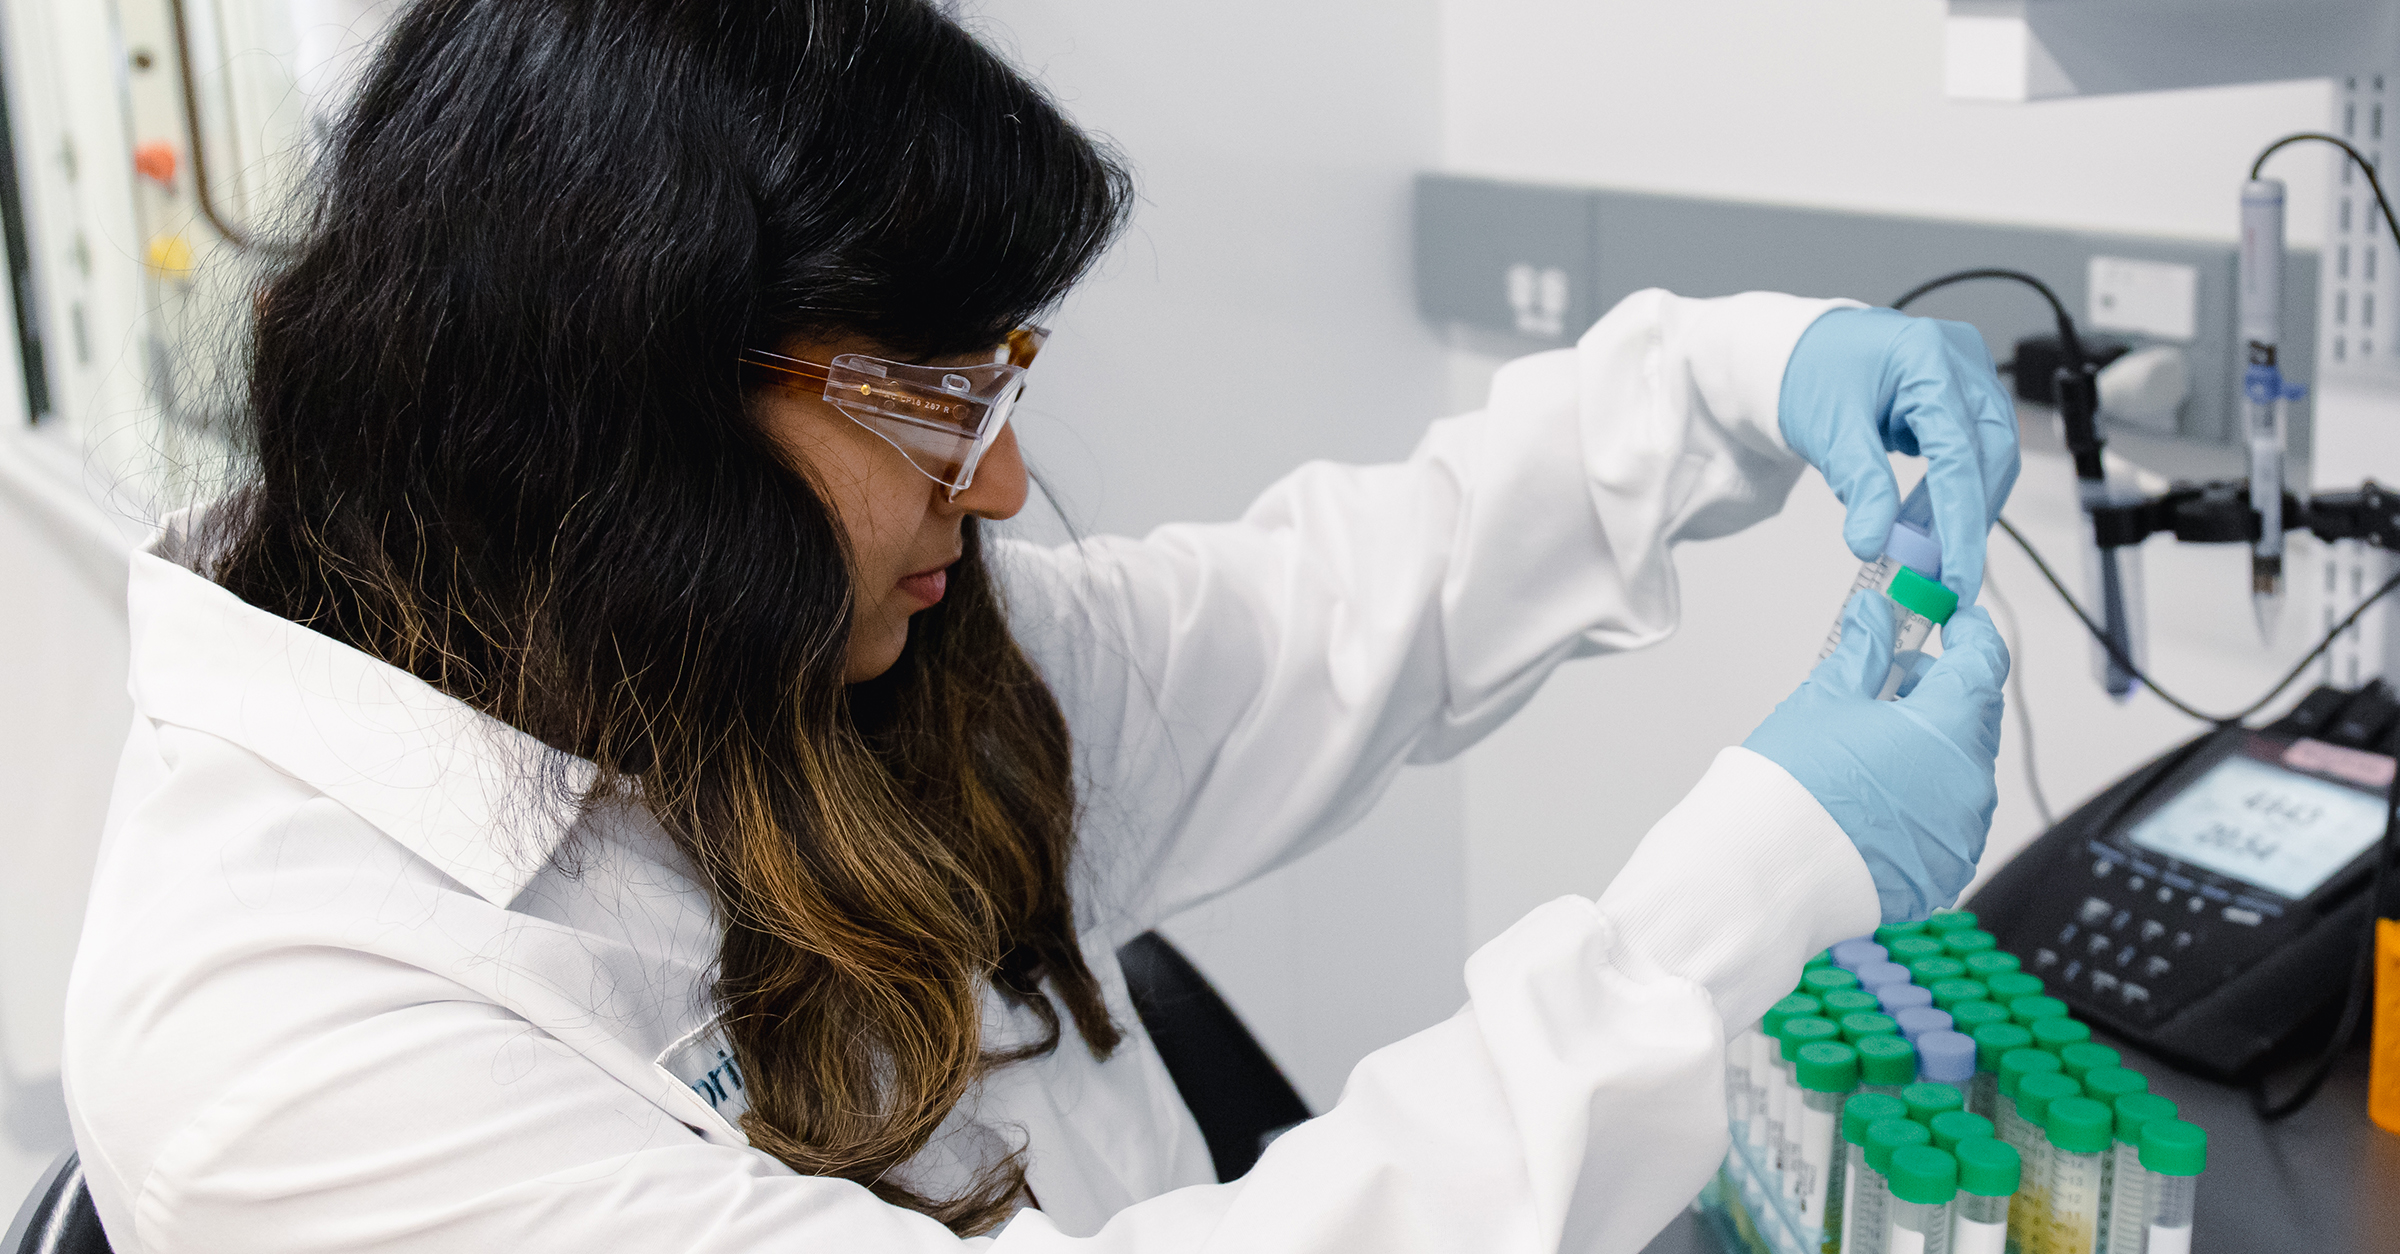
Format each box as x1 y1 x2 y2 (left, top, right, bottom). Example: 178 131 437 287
752 334 1029 683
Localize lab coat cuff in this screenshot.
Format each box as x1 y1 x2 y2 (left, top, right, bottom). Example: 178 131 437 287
1596 746 1879 1034
1673 292 1864 459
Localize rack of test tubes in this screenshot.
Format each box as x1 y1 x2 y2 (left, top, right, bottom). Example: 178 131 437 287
1697 910 2209 1254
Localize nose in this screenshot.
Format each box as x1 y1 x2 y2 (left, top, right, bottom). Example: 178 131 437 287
947 423 1028 521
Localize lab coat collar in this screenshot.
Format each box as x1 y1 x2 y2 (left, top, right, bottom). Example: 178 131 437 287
126 537 599 907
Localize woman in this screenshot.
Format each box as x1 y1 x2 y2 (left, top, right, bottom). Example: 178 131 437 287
63 1 2016 1251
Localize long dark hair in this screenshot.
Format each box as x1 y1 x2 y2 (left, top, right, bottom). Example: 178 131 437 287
208 0 1133 1232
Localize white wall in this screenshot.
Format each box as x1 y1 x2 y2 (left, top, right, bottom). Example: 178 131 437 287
969 0 1460 1108
1435 0 2366 949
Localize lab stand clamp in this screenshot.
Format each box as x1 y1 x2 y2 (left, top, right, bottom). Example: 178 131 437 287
2087 478 2400 567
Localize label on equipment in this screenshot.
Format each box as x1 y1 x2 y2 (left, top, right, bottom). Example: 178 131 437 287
1952 1216 2007 1254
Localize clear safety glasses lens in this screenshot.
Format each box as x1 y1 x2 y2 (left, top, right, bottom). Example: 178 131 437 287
740 348 1031 496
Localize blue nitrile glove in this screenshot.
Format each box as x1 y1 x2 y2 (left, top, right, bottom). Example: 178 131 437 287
1780 307 2021 605
1744 591 2009 923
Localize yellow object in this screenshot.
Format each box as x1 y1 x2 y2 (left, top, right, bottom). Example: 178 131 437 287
145 233 195 278
2374 917 2400 1135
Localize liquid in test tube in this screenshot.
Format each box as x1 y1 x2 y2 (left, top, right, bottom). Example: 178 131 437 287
2007 1068 2080 1254
2040 1097 2113 1254
2137 1120 2207 1254
1947 1137 2019 1254
2073 1068 2147 1246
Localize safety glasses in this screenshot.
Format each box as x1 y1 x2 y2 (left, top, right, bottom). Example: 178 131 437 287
740 326 1048 497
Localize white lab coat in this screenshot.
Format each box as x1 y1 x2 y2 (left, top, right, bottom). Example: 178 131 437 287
61 288 1880 1254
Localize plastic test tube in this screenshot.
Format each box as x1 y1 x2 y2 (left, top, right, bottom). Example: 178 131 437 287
2012 1072 2085 1254
1887 937 1948 967
1858 1034 1920 1100
1885 1145 1958 1254
1928 1109 1995 1154
2105 1094 2177 1254
1791 1041 1859 1239
1995 1051 2065 1250
1928 979 1988 1013
1840 1093 1909 1254
1819 477 1955 700
1860 1118 1934 1254
2042 1096 2113 1254
2137 1120 2206 1254
1968 1023 2032 1120
1781 1019 1843 1192
1948 1000 2010 1038
2071 1068 2145 1247
1882 984 1936 1015
1858 960 1916 995
1984 973 2044 1004
1925 910 1979 935
1948 1137 2020 1254
1963 951 2020 981
2054 1043 2121 1085
1896 1007 1955 1044
1824 989 1886 1020
1910 956 1969 985
1758 998 1821 1166
1903 1081 1967 1127
1834 936 1891 972
2031 1016 2093 1055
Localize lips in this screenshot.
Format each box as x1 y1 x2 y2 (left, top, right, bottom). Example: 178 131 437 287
898 565 949 608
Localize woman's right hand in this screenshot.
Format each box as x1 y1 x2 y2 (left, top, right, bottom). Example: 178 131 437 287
1741 591 2009 923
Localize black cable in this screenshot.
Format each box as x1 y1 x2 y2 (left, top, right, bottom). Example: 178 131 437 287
1892 268 2085 363
1982 571 2056 827
2252 132 2400 261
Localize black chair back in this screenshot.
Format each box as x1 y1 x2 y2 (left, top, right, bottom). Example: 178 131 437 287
5 1152 110 1254
1117 930 1311 1181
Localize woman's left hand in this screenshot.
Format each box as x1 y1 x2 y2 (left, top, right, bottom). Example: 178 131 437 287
1778 306 2022 605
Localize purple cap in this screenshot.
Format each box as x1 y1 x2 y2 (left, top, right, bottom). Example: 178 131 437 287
1832 938 1890 972
1895 1006 1955 1043
1856 961 1914 993
1916 1030 1976 1085
1880 984 1935 1014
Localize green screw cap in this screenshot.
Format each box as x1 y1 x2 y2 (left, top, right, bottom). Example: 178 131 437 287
1798 1041 1861 1093
1875 920 1930 945
2139 1119 2208 1176
2044 1096 2114 1154
2032 1017 2093 1052
1954 1136 2022 1197
2008 994 2070 1026
1929 978 1989 1012
1887 1143 1960 1205
2015 1071 2082 1127
1950 1000 2011 1036
1909 957 1969 984
1888 566 1960 627
1782 1017 1840 1061
1858 1034 1918 1087
1805 949 1836 970
1964 951 2022 979
1803 967 1862 996
1764 995 1823 1039
2078 1066 2148 1106
1973 1023 2034 1073
1925 910 1980 935
1887 936 1947 965
2057 1043 2123 1082
2113 1093 2178 1145
1940 929 1998 957
1985 972 2045 1002
1823 989 1884 1017
1844 1092 1910 1147
1841 1012 1900 1044
1865 1117 1933 1174
1997 1047 2061 1099
1929 1109 1995 1152
1902 1082 1966 1125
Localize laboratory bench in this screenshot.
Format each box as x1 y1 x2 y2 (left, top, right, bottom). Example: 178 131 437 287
1648 1035 2400 1254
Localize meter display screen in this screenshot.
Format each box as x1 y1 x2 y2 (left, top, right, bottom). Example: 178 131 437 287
2125 755 2389 900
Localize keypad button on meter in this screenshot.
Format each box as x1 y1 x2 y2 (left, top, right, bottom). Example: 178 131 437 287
2079 898 2111 925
